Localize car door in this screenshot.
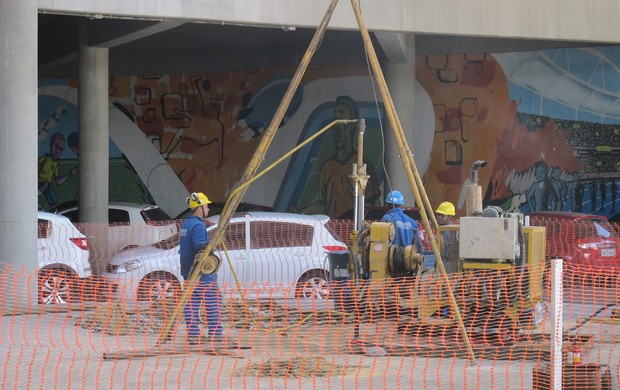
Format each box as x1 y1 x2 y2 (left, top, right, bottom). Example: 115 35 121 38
108 208 131 255
215 220 249 293
247 219 314 295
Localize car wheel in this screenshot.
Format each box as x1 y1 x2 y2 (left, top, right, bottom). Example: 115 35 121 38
296 270 330 299
137 272 181 303
38 269 73 304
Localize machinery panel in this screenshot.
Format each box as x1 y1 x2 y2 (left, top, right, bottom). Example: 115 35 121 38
524 226 546 301
459 217 519 260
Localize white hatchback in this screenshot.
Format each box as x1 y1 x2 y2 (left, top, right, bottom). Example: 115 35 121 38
103 212 347 303
57 202 178 257
38 211 91 304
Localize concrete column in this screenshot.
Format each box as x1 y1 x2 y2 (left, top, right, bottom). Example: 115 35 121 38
0 0 38 306
78 20 109 274
384 34 417 207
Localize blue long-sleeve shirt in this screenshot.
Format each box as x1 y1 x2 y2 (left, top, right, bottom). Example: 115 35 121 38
180 215 210 279
381 207 422 253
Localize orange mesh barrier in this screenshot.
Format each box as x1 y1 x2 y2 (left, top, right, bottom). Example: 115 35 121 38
2 218 619 388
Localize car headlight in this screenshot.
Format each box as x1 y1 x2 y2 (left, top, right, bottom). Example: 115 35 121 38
113 259 143 273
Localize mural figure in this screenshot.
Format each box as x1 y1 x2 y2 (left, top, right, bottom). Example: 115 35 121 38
506 193 527 213
38 132 77 209
566 172 584 212
526 161 559 212
38 105 67 141
299 96 381 219
67 132 79 200
549 166 567 211
600 179 607 210
590 180 597 212
67 132 79 157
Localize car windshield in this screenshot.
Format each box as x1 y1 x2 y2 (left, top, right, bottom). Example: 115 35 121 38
593 221 612 238
141 207 172 222
578 219 614 239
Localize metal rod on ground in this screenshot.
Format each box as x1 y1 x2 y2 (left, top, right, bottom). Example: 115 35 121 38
155 0 341 347
349 0 477 364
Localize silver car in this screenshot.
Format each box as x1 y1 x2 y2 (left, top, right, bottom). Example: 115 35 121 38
38 211 91 304
57 202 178 256
103 212 347 303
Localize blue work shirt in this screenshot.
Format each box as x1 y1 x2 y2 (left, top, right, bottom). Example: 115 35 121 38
179 215 210 280
381 207 422 253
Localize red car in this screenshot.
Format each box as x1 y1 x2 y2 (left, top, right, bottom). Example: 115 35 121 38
527 211 620 273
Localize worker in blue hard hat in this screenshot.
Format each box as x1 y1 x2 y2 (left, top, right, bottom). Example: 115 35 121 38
381 190 422 253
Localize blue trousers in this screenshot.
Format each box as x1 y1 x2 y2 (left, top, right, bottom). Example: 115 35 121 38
183 273 223 338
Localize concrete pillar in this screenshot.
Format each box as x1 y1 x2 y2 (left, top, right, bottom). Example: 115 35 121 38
0 0 38 306
384 34 417 208
78 20 109 274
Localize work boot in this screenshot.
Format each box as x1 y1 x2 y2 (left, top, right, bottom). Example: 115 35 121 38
210 334 240 349
186 335 213 347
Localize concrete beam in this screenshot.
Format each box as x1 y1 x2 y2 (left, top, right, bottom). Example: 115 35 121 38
38 0 620 44
39 20 185 74
375 32 408 63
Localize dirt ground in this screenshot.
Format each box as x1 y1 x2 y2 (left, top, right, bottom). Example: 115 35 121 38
3 291 618 389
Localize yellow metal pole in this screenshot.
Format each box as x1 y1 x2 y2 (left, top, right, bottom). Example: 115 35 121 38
349 0 476 364
156 0 342 347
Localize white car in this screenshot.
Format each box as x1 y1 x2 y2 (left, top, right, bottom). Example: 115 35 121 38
57 202 178 256
38 211 91 304
103 212 348 303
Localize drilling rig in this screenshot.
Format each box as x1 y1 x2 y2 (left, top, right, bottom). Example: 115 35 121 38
155 0 546 363
341 155 546 347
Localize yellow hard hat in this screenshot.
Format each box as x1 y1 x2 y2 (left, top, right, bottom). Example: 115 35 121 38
435 201 455 216
186 192 212 210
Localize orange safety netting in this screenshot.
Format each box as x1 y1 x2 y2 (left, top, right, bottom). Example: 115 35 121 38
1 218 619 388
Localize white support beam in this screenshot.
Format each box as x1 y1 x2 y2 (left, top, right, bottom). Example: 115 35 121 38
38 0 620 44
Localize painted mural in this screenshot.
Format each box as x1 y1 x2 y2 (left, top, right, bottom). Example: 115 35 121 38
37 82 153 211
37 46 620 221
417 47 620 219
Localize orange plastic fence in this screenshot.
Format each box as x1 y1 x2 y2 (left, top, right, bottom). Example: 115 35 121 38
1 218 618 388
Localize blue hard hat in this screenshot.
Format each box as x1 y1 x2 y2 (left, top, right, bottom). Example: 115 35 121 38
386 190 404 205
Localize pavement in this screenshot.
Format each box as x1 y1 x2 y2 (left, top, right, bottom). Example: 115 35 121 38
0 285 618 389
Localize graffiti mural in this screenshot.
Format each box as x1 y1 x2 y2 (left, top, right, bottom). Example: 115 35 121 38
417 53 512 215
37 46 620 220
281 95 383 219
418 47 620 220
109 71 306 202
38 83 154 211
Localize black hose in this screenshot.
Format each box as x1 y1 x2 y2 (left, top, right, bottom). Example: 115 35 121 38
353 228 369 281
565 303 617 333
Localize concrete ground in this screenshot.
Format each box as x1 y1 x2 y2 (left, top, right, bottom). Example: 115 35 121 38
0 284 618 389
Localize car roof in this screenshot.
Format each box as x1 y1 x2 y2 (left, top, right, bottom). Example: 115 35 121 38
175 202 273 220
107 202 160 209
38 210 74 223
527 211 608 221
56 201 159 211
206 212 330 224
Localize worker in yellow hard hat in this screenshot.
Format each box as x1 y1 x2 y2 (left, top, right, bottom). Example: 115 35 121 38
180 192 235 348
435 201 456 226
435 201 457 273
